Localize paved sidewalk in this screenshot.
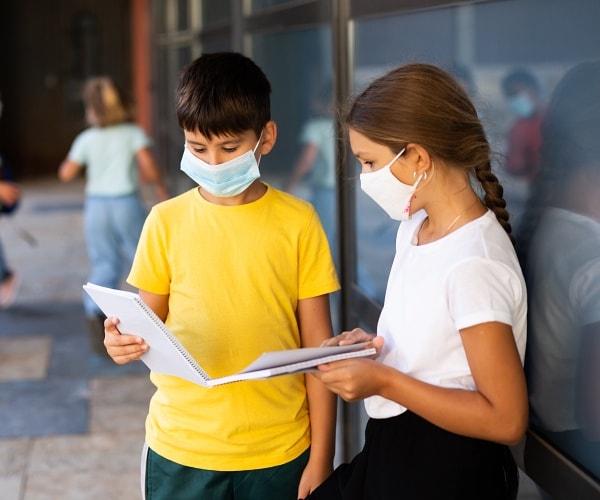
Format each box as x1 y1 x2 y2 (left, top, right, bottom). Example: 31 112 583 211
0 177 153 500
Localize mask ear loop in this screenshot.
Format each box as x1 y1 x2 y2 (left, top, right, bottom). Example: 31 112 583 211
253 129 265 165
253 129 265 153
412 170 427 189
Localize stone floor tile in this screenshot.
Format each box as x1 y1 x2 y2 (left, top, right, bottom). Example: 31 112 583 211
0 474 23 500
23 469 140 500
89 375 153 433
0 438 31 475
0 379 89 438
29 432 145 474
0 337 51 382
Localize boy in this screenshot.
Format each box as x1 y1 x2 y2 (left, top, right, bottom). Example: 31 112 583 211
103 52 340 500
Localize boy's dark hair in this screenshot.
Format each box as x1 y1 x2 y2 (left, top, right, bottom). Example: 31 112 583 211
175 52 271 138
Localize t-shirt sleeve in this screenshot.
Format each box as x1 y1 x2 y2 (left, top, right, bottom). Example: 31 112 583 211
571 256 600 326
447 257 524 331
131 125 153 151
297 206 340 300
67 131 90 165
127 206 171 295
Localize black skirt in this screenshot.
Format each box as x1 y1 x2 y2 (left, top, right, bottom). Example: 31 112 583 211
306 410 518 500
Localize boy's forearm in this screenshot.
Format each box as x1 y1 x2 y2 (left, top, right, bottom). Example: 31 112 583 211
305 374 337 467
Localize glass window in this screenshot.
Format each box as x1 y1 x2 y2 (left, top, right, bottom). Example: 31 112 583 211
201 0 230 25
249 0 299 13
350 0 600 491
153 0 168 34
177 0 190 30
251 26 340 331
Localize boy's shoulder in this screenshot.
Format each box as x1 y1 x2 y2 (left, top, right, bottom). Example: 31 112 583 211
268 184 311 204
265 184 318 214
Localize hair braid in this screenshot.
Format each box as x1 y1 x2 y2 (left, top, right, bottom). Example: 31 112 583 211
474 161 514 244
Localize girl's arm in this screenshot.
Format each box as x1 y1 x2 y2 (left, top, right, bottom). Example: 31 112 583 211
136 147 169 201
296 294 337 498
316 321 528 445
58 159 83 182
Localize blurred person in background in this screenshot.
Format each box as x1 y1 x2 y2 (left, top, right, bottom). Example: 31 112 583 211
501 67 544 182
499 68 545 229
58 77 168 356
285 80 337 264
0 90 21 309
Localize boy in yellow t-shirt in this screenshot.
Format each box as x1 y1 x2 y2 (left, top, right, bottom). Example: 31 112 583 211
103 52 340 500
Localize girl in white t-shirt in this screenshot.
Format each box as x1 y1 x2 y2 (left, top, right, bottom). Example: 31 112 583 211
307 63 527 500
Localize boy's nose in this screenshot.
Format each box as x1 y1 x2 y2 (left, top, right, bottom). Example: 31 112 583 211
206 152 226 165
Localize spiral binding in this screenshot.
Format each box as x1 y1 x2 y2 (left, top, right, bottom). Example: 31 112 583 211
134 297 211 382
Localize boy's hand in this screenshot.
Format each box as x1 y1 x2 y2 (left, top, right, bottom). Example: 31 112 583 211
103 316 149 364
321 327 380 352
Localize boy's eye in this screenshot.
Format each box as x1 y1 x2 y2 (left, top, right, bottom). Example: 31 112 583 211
223 146 238 153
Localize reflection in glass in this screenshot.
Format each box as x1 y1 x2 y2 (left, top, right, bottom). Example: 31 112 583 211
498 68 545 230
251 26 340 329
517 61 600 481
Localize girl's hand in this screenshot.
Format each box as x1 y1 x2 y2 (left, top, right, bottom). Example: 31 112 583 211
312 355 388 402
320 328 376 346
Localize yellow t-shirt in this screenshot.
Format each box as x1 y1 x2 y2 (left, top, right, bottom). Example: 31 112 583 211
128 184 340 471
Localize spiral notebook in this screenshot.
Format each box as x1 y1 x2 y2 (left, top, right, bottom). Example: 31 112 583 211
83 282 376 387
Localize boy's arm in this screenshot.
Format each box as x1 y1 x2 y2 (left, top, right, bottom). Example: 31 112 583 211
296 294 337 497
103 289 168 364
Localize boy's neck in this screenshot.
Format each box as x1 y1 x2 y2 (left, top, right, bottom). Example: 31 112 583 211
198 180 267 206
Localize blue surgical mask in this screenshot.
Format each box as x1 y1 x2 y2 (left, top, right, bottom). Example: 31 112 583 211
180 133 263 197
508 93 535 118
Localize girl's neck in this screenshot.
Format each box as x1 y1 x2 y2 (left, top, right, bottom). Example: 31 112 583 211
417 193 485 245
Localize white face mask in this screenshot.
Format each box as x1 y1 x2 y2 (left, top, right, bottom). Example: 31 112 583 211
180 133 263 197
359 148 425 221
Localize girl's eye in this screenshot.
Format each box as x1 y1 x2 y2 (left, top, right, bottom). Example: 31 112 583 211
362 160 374 170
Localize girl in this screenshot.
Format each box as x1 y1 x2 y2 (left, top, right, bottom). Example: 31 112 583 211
59 77 168 355
308 63 528 500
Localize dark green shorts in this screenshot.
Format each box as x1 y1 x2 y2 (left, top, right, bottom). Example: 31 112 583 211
144 445 310 500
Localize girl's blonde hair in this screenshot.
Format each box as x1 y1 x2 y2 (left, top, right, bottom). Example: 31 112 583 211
83 77 133 127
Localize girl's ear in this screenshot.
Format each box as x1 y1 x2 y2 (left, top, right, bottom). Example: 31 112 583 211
258 120 277 155
405 143 433 177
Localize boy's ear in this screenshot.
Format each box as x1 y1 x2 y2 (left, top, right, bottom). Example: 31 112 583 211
258 120 277 155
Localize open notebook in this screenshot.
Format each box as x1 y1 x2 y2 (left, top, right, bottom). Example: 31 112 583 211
83 283 376 387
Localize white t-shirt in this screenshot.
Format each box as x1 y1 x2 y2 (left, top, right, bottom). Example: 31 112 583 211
365 209 527 419
526 208 600 431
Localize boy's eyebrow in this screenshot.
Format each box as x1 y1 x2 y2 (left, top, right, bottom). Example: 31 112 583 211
186 136 243 146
